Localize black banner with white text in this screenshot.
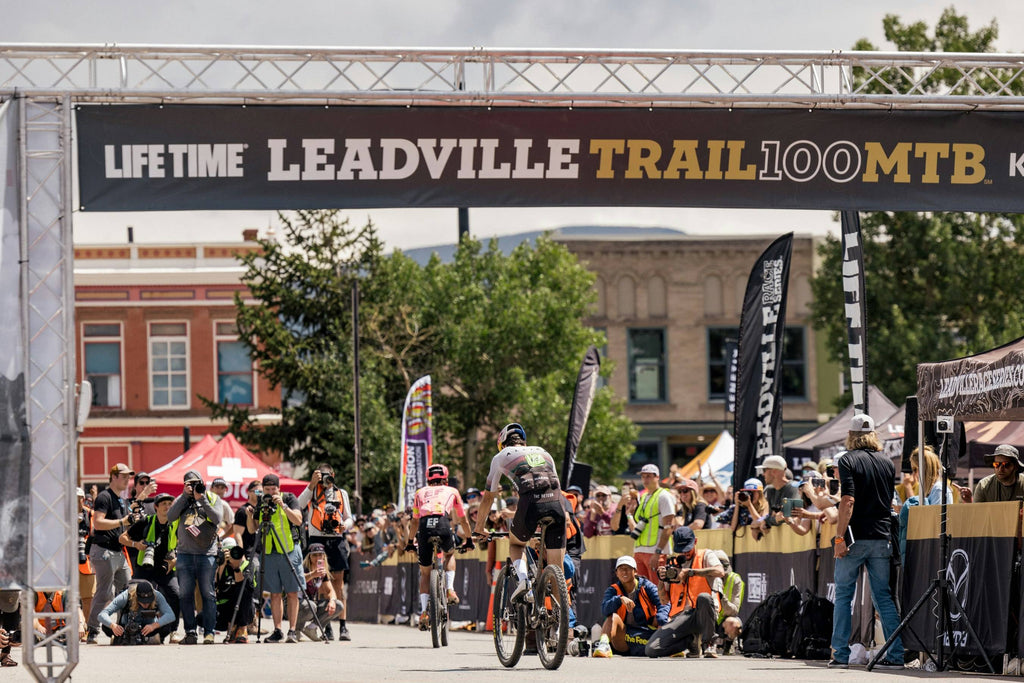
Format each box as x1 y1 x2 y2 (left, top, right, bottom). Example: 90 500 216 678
76 105 1024 212
841 211 869 414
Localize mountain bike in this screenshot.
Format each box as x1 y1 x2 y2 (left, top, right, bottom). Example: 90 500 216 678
486 517 569 670
422 535 473 648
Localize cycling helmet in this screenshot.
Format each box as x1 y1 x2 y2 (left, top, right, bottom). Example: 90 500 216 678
497 423 527 450
427 464 449 482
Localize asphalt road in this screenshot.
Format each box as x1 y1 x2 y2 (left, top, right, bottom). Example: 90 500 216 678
7 624 984 682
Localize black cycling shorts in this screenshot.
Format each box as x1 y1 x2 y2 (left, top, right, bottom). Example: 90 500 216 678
511 491 566 550
416 515 455 567
320 534 349 573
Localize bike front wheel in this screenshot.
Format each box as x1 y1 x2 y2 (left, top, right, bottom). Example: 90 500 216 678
429 567 445 648
492 563 525 667
535 563 569 670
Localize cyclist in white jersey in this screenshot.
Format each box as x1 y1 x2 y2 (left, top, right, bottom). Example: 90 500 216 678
473 423 565 601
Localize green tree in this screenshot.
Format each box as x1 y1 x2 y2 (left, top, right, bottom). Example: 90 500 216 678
205 212 637 505
811 8 1024 407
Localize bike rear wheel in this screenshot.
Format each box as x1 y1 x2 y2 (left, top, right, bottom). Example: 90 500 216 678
439 565 449 647
492 563 525 667
535 564 569 670
429 566 444 648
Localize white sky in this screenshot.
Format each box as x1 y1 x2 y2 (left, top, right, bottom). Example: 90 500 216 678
5 0 1021 249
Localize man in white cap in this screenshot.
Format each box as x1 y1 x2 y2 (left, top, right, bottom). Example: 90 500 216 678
830 414 903 670
959 444 1024 503
592 555 668 658
754 455 799 531
630 464 676 582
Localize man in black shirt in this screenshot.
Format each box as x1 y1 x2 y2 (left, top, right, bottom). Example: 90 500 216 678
85 463 134 643
233 480 261 555
120 492 180 634
830 414 903 670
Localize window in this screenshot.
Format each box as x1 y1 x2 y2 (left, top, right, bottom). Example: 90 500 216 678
627 442 660 475
215 321 253 406
628 328 666 402
707 326 807 400
83 323 122 408
149 322 189 409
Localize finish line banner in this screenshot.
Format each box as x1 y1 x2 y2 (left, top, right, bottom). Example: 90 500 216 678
76 105 1024 212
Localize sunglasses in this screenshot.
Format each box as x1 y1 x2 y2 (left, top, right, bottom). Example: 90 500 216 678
993 461 1016 470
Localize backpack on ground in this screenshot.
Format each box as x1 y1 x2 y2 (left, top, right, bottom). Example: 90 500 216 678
741 585 803 658
739 595 776 657
787 590 833 660
767 585 803 656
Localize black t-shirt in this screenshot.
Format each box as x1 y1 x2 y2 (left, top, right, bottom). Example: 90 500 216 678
127 515 173 575
838 448 895 541
91 488 128 551
233 507 256 552
682 501 710 528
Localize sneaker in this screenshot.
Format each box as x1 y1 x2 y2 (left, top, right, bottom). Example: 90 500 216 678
234 635 248 644
592 640 613 658
323 624 334 641
827 659 849 669
923 659 938 672
419 610 430 631
446 588 460 605
203 633 215 645
169 632 183 644
302 624 320 642
181 632 198 645
337 625 351 642
85 630 98 645
874 659 904 670
703 644 719 659
285 630 298 643
265 629 284 643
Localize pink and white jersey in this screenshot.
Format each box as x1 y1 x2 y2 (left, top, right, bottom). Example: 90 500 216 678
485 446 559 493
413 484 466 519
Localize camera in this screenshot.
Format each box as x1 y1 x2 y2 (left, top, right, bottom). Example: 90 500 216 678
936 415 954 434
567 625 591 657
117 609 157 646
662 565 682 581
737 491 750 503
321 503 342 534
628 517 648 540
321 472 335 487
139 541 158 568
187 481 206 495
78 536 88 564
228 545 245 561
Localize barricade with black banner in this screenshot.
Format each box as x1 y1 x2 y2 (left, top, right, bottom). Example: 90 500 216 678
731 525 815 623
904 501 1017 658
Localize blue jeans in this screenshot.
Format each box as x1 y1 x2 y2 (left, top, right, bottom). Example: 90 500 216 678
831 539 903 664
177 553 217 635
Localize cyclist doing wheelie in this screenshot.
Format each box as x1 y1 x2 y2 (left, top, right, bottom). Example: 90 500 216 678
473 423 566 602
411 464 473 630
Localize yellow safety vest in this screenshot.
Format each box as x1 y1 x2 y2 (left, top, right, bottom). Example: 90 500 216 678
260 503 294 554
636 488 667 547
137 516 178 565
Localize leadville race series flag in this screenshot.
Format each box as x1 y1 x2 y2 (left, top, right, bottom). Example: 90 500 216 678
733 233 793 491
841 211 869 415
399 375 433 510
562 345 601 484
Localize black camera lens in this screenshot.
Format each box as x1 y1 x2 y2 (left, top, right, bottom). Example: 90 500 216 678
229 546 245 560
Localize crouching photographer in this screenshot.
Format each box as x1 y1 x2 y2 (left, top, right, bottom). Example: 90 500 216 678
97 580 175 645
215 541 255 643
645 527 725 658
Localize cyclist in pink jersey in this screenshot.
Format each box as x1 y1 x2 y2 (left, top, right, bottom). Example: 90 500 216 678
410 464 473 630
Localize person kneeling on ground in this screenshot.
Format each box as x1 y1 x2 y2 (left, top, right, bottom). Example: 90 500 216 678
97 580 175 645
294 544 346 642
215 541 255 643
713 549 743 654
644 526 725 658
592 555 669 658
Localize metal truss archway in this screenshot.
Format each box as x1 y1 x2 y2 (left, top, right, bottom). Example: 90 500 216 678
2 44 1023 682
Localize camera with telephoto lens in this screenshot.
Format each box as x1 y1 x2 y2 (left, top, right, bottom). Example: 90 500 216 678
321 472 335 487
628 516 648 540
118 608 157 646
186 481 206 496
78 535 88 564
256 492 277 517
320 503 342 534
567 626 591 657
737 491 750 503
139 541 158 568
662 565 683 581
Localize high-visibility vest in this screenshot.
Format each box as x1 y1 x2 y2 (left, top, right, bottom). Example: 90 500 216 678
35 592 65 630
612 581 660 629
635 488 668 547
717 571 745 624
137 516 178 565
259 503 295 554
309 485 344 533
562 491 580 541
666 549 721 618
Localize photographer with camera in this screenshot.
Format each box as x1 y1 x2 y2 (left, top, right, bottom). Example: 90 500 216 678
717 479 769 540
234 480 262 555
97 580 174 645
119 492 180 635
246 473 304 643
591 555 669 658
644 526 724 658
85 463 135 644
296 463 353 641
167 469 223 645
630 464 676 583
215 540 255 643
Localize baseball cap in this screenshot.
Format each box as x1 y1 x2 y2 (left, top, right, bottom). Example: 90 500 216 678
221 537 238 551
211 477 228 488
595 485 611 496
134 471 151 483
639 464 660 476
850 413 875 433
306 543 326 556
756 455 788 472
246 480 261 492
109 463 134 476
262 473 280 487
154 493 174 505
672 526 696 554
76 487 86 498
742 478 764 491
615 555 637 570
183 469 202 483
464 487 482 499
565 485 583 496
134 580 155 603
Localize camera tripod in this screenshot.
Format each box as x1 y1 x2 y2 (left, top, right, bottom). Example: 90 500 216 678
226 512 328 644
867 433 996 674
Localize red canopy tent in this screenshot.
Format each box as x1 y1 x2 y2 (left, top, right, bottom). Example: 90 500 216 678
150 433 306 505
